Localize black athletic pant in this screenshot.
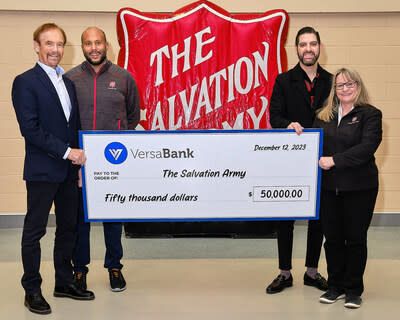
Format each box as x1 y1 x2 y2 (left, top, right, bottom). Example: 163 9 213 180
319 188 378 296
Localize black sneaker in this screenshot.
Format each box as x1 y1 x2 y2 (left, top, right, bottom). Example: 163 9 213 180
266 274 293 294
319 289 345 304
73 271 87 290
344 295 362 309
304 272 328 291
109 268 126 292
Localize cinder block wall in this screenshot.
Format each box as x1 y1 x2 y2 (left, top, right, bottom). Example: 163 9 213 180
0 10 399 215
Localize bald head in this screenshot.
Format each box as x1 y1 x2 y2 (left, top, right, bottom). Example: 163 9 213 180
81 27 109 71
81 27 107 44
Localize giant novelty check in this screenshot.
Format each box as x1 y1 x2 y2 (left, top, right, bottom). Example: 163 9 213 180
80 130 322 221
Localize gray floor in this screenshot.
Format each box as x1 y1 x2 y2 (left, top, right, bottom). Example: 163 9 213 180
0 225 399 318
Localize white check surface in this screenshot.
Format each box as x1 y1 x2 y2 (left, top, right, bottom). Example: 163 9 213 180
81 130 321 221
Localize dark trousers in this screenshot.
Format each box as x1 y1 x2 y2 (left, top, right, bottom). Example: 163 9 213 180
277 219 323 270
21 170 78 294
72 189 123 273
320 188 377 296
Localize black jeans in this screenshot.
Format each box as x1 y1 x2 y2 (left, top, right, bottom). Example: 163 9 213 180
277 219 323 270
320 188 378 296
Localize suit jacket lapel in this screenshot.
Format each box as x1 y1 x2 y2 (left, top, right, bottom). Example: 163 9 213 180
314 71 330 109
34 63 68 122
292 64 310 106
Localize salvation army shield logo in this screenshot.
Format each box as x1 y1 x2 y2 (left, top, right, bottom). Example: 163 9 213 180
117 0 288 130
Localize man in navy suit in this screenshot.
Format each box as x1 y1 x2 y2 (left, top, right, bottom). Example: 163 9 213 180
12 23 94 315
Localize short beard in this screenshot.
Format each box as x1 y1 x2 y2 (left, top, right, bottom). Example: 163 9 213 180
84 52 107 66
298 52 320 67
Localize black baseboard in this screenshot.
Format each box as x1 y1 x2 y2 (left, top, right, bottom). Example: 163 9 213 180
124 221 277 239
1 213 399 234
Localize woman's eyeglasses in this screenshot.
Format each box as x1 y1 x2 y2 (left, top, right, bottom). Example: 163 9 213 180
335 81 357 90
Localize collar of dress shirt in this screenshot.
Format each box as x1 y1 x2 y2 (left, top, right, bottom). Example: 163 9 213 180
37 61 65 78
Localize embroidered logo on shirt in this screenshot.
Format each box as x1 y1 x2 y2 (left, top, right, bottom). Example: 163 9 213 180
348 116 359 124
108 81 117 90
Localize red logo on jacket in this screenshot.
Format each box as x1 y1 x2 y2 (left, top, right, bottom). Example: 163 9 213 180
108 81 116 89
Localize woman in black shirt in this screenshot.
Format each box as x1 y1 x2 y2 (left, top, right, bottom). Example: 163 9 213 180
314 67 382 309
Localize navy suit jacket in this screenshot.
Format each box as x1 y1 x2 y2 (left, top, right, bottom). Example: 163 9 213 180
12 63 80 182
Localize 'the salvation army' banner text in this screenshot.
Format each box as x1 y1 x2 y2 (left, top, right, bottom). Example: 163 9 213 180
117 1 288 130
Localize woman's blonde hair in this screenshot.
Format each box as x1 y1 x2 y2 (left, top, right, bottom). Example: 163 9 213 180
317 67 370 122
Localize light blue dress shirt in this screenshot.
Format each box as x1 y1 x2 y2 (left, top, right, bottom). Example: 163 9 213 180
37 61 72 159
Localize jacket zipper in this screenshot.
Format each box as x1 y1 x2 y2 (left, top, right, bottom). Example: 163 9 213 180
93 75 97 130
89 63 107 130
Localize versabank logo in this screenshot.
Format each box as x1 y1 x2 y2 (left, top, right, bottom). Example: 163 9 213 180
104 142 128 164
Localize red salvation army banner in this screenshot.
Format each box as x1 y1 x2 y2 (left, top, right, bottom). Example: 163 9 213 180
117 1 288 130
